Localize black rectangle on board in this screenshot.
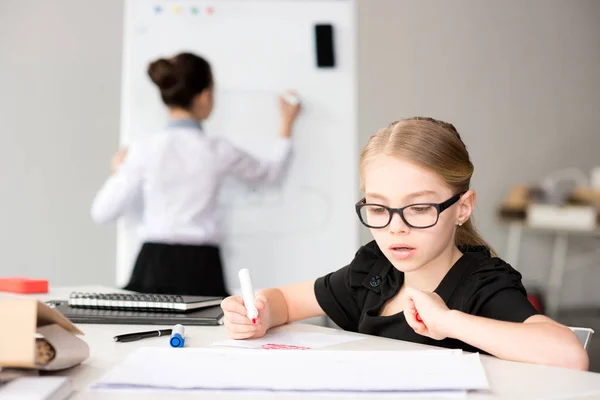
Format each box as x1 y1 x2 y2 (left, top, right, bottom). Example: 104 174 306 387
314 24 335 68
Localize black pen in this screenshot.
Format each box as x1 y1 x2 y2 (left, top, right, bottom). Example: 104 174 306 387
113 329 172 343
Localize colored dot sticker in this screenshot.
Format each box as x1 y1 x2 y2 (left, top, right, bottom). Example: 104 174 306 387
206 6 215 15
154 5 162 13
191 6 199 14
172 5 180 13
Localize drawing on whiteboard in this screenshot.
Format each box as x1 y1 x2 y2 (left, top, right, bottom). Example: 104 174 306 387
219 184 333 237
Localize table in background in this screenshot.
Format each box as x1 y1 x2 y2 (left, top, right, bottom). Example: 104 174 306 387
505 222 600 318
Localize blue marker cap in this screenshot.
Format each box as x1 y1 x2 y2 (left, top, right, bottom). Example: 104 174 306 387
169 333 184 348
169 324 185 348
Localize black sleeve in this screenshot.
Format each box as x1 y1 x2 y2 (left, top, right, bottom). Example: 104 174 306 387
479 288 539 323
314 242 380 332
464 258 539 323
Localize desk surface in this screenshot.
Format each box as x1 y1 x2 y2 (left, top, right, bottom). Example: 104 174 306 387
6 285 600 399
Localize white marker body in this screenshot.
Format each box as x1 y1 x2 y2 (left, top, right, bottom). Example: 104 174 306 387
239 268 259 321
172 324 184 336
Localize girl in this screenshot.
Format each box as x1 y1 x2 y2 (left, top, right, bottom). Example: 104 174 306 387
91 52 301 297
221 117 589 370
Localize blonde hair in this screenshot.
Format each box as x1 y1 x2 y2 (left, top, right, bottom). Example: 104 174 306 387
359 117 495 256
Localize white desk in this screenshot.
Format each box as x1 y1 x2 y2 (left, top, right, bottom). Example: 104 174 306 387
7 285 600 399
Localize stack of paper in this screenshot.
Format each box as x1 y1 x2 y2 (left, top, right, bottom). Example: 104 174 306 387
90 347 489 395
0 377 72 400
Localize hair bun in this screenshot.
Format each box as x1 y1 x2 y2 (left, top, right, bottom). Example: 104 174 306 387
148 58 177 90
146 52 213 109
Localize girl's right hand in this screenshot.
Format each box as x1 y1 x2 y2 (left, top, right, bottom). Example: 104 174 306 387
221 294 270 340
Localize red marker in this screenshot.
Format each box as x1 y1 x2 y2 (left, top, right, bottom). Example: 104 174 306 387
416 312 423 323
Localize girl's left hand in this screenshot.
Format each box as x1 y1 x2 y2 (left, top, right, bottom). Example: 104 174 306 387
403 287 453 340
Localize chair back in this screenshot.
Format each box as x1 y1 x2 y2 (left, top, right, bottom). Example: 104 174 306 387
569 327 594 350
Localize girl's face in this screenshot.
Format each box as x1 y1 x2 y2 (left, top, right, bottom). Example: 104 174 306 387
362 155 473 273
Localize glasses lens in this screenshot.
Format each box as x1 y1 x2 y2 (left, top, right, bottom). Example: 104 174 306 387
403 205 438 228
359 204 390 228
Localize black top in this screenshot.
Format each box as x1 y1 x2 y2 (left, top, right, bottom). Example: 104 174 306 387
314 240 539 353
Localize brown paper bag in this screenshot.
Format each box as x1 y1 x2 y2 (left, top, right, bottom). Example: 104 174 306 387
0 299 88 370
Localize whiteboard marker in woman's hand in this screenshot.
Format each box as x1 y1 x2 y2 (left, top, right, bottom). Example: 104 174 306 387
239 268 258 324
282 91 299 106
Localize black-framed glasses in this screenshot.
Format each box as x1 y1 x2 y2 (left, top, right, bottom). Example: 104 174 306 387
355 193 464 229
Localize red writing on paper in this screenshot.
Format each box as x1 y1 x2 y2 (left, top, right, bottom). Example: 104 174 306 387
260 343 311 350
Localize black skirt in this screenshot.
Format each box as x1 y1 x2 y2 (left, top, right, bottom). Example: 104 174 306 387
123 242 230 297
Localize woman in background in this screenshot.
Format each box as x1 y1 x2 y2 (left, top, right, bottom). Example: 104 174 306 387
91 52 301 297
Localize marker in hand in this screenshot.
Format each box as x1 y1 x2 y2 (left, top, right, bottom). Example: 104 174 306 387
282 91 300 106
239 268 258 325
416 312 423 323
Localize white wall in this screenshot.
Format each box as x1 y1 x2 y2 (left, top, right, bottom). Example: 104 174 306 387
357 0 600 307
0 1 122 286
2 0 600 307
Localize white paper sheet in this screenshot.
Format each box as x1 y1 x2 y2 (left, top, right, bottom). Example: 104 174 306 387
211 331 364 349
90 347 489 394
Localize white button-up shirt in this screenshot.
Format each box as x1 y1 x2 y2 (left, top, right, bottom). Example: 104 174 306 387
91 119 292 245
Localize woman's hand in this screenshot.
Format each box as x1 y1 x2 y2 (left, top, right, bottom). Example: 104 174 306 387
403 287 453 340
221 294 271 340
111 148 128 173
279 91 301 138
